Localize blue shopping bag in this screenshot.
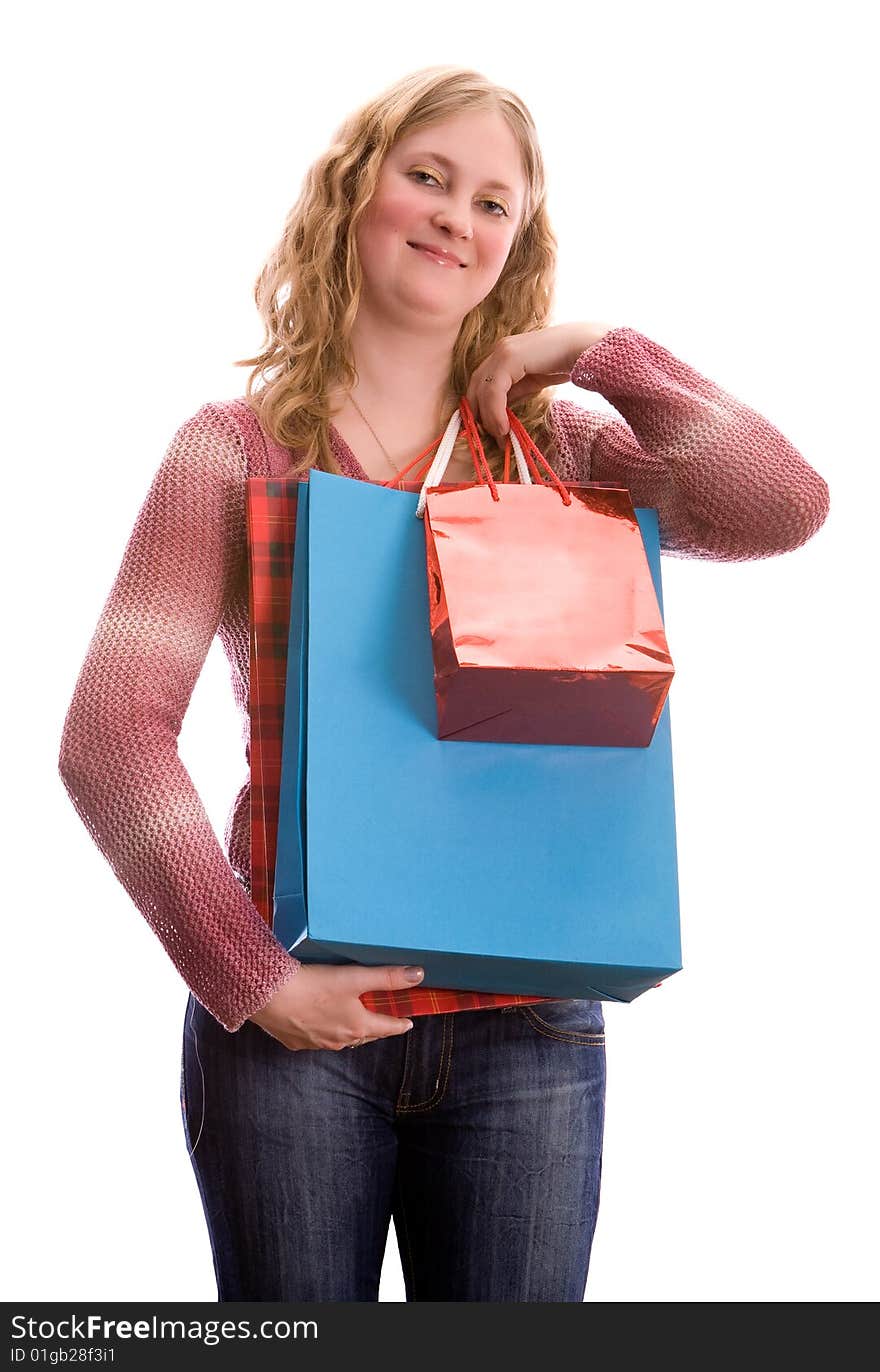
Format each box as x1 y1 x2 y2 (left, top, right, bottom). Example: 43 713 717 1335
274 470 681 1002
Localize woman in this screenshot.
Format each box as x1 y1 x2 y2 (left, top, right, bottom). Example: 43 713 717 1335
57 66 830 1302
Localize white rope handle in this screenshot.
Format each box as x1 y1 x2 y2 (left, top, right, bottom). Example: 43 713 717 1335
415 407 533 519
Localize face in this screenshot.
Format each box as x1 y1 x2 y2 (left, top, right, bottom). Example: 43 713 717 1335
354 110 527 324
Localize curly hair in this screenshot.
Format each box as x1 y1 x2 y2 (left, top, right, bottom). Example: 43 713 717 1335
234 65 560 480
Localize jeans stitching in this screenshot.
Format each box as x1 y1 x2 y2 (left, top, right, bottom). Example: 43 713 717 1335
394 1013 414 1111
519 1005 605 1044
396 1013 454 1113
184 998 207 1159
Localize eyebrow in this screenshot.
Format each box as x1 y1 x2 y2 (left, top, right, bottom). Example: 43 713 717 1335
406 150 516 197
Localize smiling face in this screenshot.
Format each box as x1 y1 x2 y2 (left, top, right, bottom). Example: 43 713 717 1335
354 109 528 324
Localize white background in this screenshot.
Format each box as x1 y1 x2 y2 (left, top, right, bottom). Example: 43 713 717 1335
5 0 876 1303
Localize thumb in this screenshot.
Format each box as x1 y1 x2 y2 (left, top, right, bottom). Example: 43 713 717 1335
344 963 426 993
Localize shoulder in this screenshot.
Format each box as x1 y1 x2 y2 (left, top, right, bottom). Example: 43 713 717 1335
164 399 248 458
169 397 290 480
142 402 263 509
213 396 298 477
206 398 269 476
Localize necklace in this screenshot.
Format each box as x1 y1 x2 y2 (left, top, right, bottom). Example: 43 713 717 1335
348 388 458 477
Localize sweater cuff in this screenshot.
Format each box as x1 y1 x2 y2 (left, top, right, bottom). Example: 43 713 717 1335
222 953 303 1033
569 326 638 390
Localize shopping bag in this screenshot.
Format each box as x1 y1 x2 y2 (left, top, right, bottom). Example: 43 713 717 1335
246 477 301 924
419 401 674 746
246 475 549 1016
273 468 681 1003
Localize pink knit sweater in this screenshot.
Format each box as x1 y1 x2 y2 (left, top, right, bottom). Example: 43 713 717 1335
57 327 830 1032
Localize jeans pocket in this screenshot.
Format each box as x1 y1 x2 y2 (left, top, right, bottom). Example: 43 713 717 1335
509 998 606 1044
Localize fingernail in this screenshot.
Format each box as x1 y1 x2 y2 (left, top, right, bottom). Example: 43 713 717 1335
404 1020 414 1031
404 966 424 982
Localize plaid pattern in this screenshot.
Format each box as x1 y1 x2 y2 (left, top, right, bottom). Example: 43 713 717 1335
246 475 549 1017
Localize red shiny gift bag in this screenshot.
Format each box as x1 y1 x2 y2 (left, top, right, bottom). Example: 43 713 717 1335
418 400 674 747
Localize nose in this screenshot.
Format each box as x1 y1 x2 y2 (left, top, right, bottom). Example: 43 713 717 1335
431 203 475 245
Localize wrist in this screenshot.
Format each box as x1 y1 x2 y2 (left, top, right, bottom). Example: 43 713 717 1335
571 322 617 365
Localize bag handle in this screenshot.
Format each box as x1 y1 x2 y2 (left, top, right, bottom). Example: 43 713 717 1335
381 443 454 490
413 402 525 518
376 397 569 517
492 406 571 507
383 398 508 491
415 402 571 517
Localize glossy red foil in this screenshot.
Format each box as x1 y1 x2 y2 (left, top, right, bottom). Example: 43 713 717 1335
424 482 674 747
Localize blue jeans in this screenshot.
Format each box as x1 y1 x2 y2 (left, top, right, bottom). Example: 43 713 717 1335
180 992 606 1302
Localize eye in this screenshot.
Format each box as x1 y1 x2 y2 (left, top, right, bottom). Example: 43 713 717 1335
408 169 509 218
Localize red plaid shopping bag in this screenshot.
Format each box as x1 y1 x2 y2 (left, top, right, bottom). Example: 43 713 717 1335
246 474 549 1016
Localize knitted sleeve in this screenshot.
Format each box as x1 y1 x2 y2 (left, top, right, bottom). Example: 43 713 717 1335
57 403 301 1032
548 326 830 561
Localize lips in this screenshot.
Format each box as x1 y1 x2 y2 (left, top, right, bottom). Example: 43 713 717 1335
407 242 466 268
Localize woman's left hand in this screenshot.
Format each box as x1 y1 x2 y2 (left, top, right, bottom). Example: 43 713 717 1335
464 321 616 440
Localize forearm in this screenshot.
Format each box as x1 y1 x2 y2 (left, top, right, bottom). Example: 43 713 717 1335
570 321 618 363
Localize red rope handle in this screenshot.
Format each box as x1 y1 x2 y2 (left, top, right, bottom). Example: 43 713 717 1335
506 410 571 506
378 397 569 506
459 399 499 501
381 400 490 490
381 436 444 487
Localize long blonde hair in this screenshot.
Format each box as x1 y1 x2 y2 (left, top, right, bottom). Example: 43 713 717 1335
235 65 560 478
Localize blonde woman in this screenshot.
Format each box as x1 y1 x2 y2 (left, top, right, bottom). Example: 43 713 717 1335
58 66 830 1302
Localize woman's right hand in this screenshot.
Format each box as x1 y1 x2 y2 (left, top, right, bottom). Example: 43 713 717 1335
247 962 424 1051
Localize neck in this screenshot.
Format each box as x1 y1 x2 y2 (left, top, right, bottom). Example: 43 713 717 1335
339 298 462 414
